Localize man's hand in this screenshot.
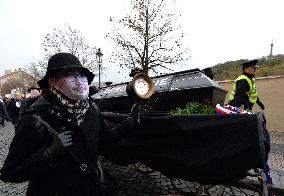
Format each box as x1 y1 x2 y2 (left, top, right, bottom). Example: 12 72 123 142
57 130 73 147
258 101 265 110
256 98 265 110
47 127 73 158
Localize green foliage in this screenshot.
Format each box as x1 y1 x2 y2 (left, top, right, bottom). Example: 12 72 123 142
212 54 284 80
171 101 215 115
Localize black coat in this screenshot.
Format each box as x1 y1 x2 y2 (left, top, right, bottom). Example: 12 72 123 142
0 91 134 196
0 101 10 122
7 99 21 125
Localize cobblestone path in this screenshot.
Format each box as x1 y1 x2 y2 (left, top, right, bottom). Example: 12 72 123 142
0 122 283 195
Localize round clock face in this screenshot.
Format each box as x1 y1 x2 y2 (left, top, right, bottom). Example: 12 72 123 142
134 78 149 96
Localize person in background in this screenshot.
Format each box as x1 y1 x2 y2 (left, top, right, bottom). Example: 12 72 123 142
228 59 265 110
0 96 10 126
89 85 99 97
0 52 139 196
3 97 9 106
7 92 23 128
20 86 41 113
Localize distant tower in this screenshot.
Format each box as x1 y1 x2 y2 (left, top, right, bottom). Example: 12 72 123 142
268 40 274 59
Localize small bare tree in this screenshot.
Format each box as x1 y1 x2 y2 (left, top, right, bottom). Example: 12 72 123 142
41 24 100 73
23 60 47 82
0 71 37 95
106 0 189 75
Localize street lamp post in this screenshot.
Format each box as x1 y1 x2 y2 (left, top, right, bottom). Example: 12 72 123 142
96 48 103 88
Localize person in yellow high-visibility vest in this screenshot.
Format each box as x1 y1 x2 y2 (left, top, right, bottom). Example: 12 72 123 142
229 59 265 110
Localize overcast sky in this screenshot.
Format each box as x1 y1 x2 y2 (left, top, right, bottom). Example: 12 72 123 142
0 0 283 83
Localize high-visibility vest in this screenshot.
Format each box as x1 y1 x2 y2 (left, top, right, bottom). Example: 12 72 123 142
229 75 258 104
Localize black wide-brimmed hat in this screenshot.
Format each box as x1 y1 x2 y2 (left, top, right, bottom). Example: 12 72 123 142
37 53 94 88
241 59 258 69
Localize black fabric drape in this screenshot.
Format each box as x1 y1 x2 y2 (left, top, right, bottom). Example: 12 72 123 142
101 112 270 185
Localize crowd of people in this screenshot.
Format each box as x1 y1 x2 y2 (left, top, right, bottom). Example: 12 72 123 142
0 86 41 128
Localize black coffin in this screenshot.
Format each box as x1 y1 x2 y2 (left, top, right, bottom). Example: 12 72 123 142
93 69 227 113
100 112 269 185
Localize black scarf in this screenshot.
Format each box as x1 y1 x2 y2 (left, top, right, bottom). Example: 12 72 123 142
49 87 89 125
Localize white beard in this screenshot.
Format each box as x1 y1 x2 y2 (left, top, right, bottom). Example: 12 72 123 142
61 87 89 100
50 77 90 101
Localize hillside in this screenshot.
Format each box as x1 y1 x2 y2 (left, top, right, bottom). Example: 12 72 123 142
211 54 284 81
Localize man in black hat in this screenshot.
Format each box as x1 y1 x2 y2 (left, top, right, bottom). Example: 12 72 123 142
0 53 138 196
228 59 265 110
20 86 41 113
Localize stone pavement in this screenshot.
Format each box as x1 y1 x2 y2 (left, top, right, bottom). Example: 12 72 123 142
0 122 283 196
267 131 284 191
0 122 28 196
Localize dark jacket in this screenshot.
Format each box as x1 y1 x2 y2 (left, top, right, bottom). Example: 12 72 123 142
0 100 10 123
7 98 21 125
0 90 134 196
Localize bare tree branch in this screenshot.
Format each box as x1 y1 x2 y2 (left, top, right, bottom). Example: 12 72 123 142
106 0 189 76
41 24 102 74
